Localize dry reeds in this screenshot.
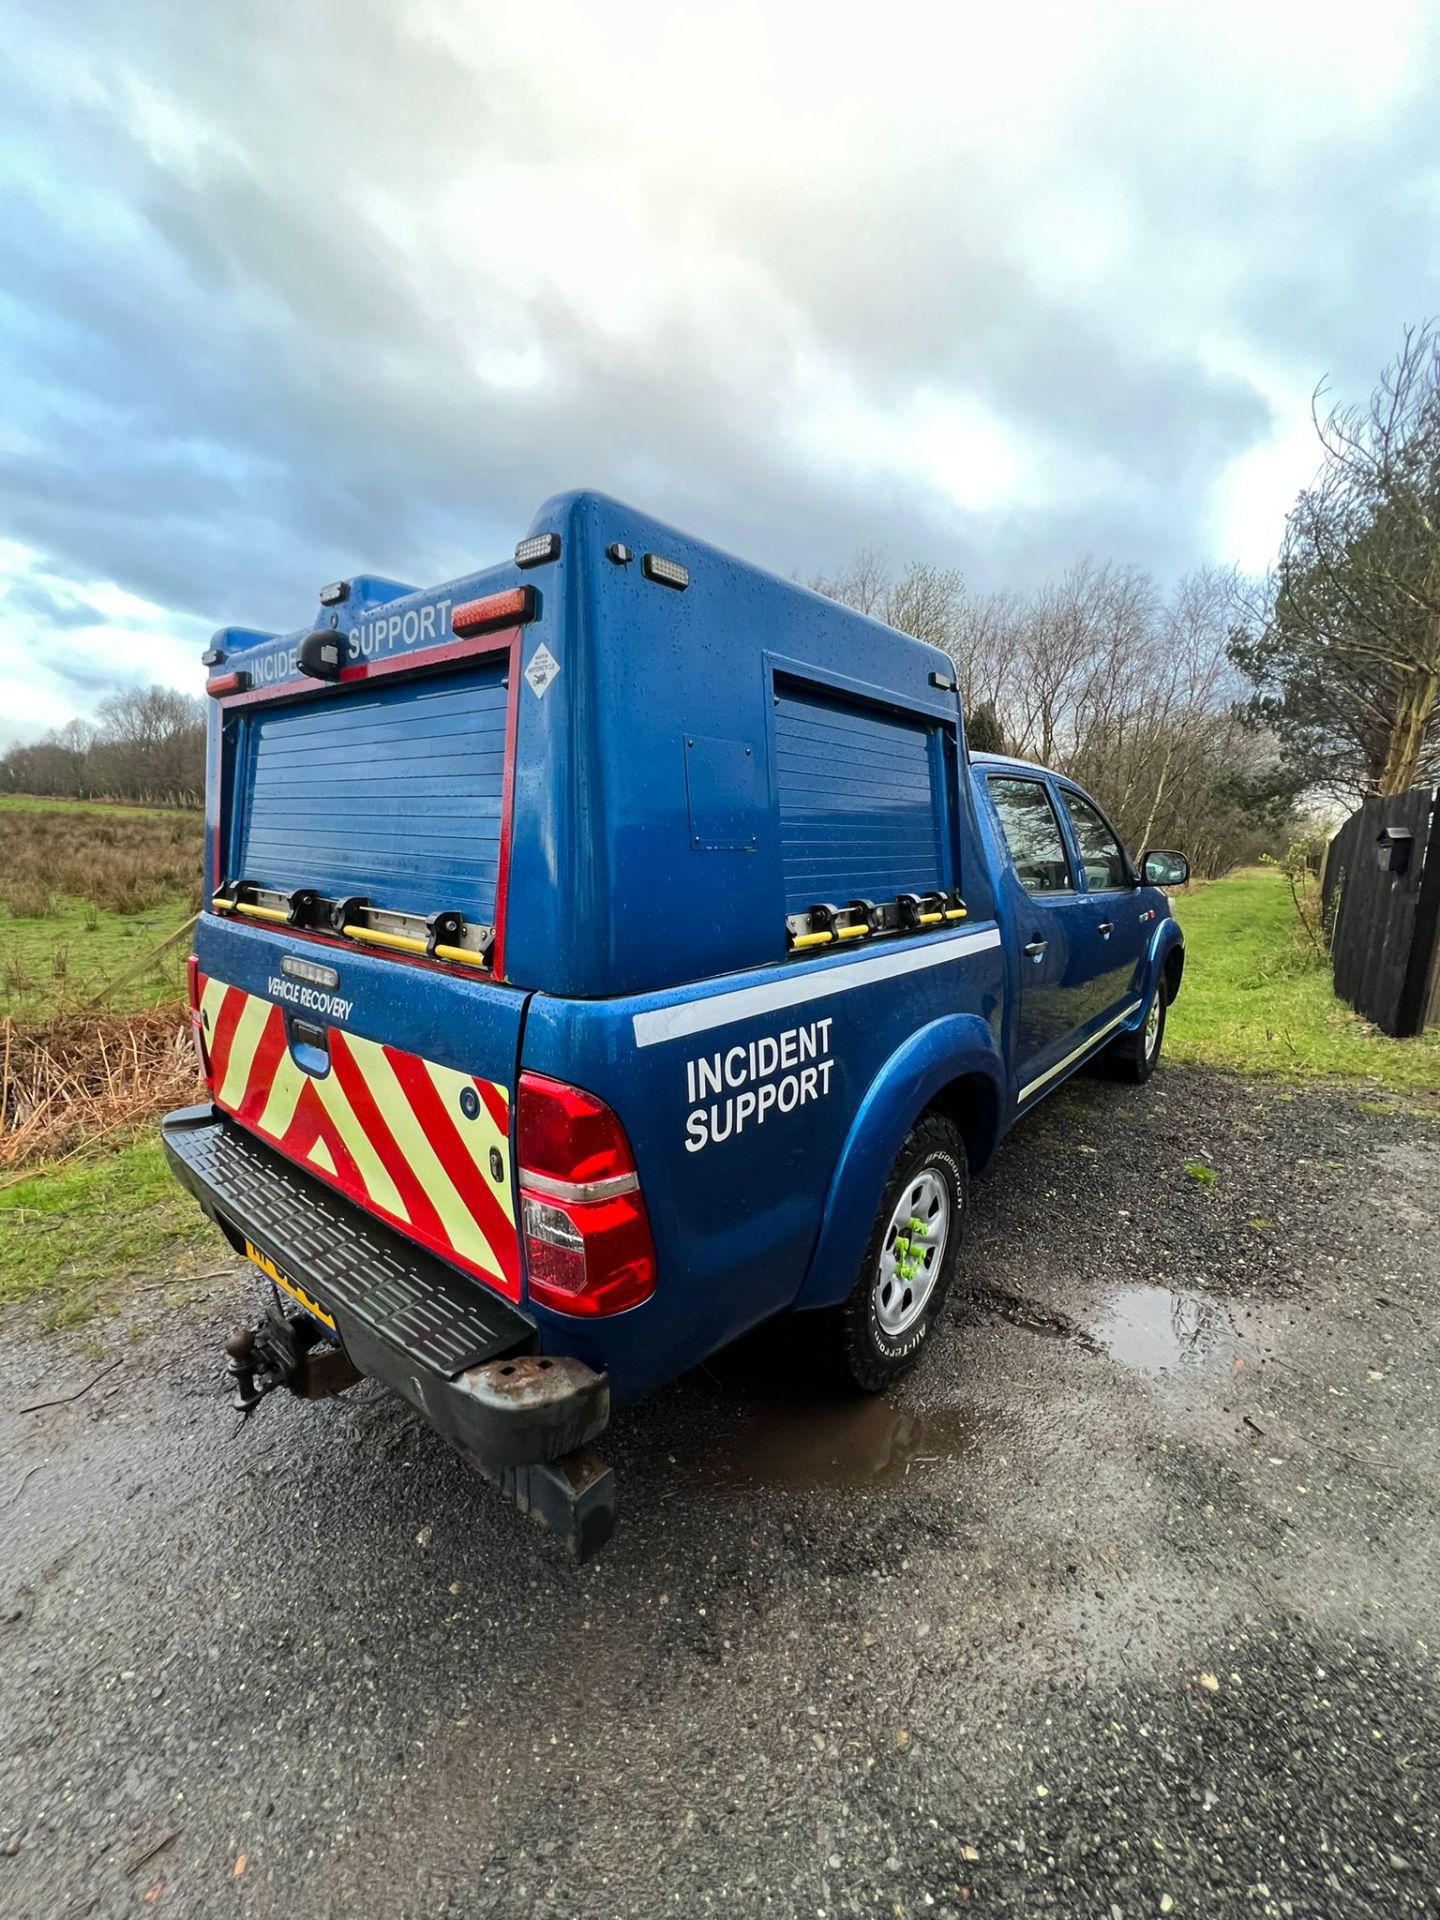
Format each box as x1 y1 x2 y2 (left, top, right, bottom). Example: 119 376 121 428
0 1006 203 1175
0 809 200 917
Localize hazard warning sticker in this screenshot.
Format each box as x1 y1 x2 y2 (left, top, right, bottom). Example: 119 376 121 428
524 644 560 699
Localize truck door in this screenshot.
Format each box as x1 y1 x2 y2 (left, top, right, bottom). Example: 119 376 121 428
1054 783 1147 1031
983 774 1095 1098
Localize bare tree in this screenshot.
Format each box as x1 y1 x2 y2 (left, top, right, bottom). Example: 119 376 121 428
1232 320 1440 798
808 547 893 617
0 686 205 807
814 544 1296 875
948 590 1027 726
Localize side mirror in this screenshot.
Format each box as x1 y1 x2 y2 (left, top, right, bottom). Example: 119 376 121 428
1140 849 1190 889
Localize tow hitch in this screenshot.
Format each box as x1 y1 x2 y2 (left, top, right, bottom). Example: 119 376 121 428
225 1303 362 1412
167 1110 617 1556
221 1303 617 1559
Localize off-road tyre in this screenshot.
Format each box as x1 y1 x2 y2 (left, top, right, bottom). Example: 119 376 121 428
1107 981 1167 1084
831 1112 968 1393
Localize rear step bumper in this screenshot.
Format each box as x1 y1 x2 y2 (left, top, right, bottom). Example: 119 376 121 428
161 1105 611 1484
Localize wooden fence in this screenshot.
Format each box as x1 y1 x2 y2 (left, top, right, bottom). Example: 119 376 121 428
1322 785 1440 1038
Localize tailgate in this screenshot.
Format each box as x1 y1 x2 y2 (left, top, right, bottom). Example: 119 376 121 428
193 913 526 1300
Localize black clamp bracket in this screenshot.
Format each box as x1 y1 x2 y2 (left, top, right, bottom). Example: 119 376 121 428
330 895 370 933
425 909 467 956
286 887 322 928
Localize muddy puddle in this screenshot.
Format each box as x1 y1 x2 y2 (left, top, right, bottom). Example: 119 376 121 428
711 1392 984 1490
693 1281 1243 1495
1089 1286 1246 1375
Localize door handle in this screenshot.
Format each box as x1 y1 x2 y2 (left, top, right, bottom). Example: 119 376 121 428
1023 938 1047 958
1098 921 1114 937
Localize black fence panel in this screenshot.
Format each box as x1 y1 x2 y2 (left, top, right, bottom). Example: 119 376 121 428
1323 786 1440 1038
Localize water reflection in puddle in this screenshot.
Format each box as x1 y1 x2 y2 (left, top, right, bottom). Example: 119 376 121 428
1091 1286 1245 1375
714 1394 983 1490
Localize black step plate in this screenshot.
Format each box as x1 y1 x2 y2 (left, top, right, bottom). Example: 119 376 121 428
163 1106 531 1377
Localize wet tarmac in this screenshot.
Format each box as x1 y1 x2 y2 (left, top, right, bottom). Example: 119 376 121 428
1 1066 1437 1918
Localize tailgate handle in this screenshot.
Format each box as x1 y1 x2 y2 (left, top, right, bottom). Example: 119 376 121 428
288 1018 331 1077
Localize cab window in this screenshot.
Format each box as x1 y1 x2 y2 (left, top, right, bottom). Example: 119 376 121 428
1058 789 1130 891
987 777 1074 894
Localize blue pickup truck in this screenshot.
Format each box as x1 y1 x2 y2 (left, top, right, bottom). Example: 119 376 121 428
162 490 1187 1555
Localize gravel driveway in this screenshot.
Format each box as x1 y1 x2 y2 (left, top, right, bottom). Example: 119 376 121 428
2 1065 1437 1918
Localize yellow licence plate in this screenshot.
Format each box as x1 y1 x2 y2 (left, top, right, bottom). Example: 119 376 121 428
244 1240 336 1332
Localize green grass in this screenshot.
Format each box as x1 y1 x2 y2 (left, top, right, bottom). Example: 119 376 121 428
1 891 193 1017
0 795 200 1016
0 1136 218 1327
0 793 198 821
1169 867 1440 1094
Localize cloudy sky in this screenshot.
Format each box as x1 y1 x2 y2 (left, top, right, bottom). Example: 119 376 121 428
2 0 1438 747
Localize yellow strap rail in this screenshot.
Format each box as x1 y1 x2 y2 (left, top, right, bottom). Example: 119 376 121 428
212 890 487 967
788 890 966 953
342 923 486 968
433 943 487 968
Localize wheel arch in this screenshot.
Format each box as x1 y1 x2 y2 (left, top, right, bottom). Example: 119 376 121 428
1143 918 1184 1012
790 1014 1004 1314
925 1069 1003 1178
1162 941 1185 1001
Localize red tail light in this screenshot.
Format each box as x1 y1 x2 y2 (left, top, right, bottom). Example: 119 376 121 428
186 953 213 1088
516 1072 656 1316
450 586 535 637
205 670 249 696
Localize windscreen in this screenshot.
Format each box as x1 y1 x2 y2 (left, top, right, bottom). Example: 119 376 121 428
233 662 508 921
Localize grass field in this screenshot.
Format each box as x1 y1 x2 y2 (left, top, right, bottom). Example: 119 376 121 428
1168 865 1440 1096
0 793 197 821
0 1137 216 1329
2 893 195 1016
0 796 210 1324
0 797 199 1015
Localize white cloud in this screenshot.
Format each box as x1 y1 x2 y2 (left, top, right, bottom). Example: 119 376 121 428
0 538 208 742
0 0 1437 694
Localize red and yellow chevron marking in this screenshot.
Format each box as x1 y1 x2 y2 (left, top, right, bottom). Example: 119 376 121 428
198 974 519 1299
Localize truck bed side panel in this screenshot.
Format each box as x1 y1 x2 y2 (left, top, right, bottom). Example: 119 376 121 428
518 923 1005 1401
